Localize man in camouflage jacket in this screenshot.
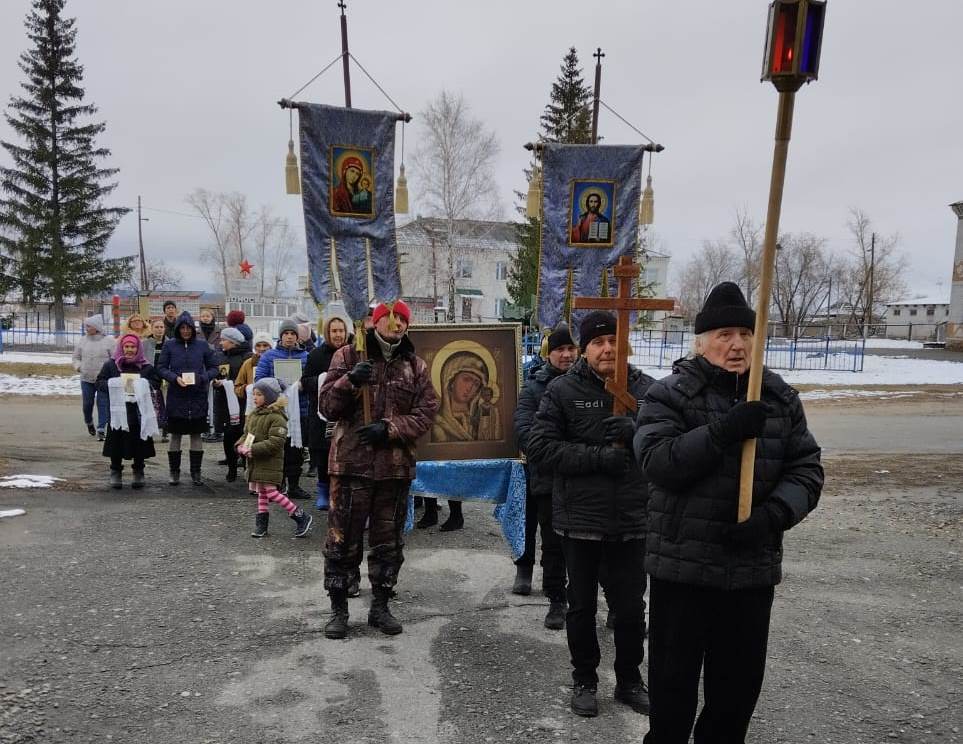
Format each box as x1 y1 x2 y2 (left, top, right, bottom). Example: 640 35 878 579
319 299 439 639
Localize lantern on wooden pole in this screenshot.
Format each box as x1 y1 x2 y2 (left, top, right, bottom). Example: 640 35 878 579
739 0 826 522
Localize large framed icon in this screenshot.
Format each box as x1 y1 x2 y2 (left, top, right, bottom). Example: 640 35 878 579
406 323 523 461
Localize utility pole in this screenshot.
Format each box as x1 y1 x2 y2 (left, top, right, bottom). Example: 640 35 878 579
339 1 352 108
863 232 876 338
591 47 604 144
137 195 149 291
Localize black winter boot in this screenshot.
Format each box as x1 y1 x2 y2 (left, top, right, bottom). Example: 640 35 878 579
324 591 349 639
189 450 204 486
512 563 533 595
285 472 309 500
226 464 238 482
109 467 122 490
131 467 145 490
368 587 403 635
544 600 567 630
439 500 464 532
251 512 269 538
291 507 313 538
168 451 182 485
416 498 438 528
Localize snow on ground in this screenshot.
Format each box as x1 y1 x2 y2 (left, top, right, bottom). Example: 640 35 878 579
0 474 62 489
0 508 27 519
0 373 80 396
863 339 925 350
798 389 924 401
780 354 963 386
0 351 74 365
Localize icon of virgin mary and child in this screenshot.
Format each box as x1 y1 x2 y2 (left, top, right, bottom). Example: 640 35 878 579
330 148 373 217
430 342 501 444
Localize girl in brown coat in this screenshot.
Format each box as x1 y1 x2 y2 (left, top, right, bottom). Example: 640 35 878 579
238 378 313 539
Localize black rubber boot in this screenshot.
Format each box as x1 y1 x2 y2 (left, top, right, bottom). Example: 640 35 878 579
131 467 145 490
291 507 313 538
324 591 350 639
251 512 269 538
544 600 567 630
167 451 181 486
109 467 122 490
189 450 204 486
439 500 464 532
368 587 403 635
416 498 438 528
512 563 533 595
285 472 309 500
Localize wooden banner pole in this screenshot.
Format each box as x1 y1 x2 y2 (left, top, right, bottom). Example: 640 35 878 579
738 89 795 522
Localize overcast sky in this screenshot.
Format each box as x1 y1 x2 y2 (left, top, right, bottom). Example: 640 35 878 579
1 0 961 300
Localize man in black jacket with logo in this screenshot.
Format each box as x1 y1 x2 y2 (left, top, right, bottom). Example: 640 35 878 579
635 282 823 743
512 323 579 629
528 311 654 718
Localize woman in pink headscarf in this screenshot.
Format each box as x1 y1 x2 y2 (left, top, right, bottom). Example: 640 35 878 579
96 334 160 490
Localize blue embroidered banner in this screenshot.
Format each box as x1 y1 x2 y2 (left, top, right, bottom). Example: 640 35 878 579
298 103 402 321
537 143 646 330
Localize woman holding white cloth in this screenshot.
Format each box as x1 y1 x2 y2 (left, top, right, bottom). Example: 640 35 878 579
96 334 159 490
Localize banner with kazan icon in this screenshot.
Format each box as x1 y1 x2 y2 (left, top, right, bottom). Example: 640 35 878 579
298 103 402 321
537 143 646 329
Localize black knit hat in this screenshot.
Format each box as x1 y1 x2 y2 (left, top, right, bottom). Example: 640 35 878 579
578 311 617 351
694 282 756 334
547 323 576 353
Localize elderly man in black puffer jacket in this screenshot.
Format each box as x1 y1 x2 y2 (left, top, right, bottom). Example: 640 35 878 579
528 311 655 719
635 282 823 744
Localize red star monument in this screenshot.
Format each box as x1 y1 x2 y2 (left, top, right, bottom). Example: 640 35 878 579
239 259 254 277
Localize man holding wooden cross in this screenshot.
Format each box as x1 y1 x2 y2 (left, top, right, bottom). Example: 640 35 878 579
634 281 824 742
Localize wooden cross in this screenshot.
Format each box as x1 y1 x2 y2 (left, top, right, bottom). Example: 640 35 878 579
572 255 675 415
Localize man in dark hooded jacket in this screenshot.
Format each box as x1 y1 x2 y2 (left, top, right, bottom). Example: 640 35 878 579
527 310 655 719
512 322 578 630
634 282 823 744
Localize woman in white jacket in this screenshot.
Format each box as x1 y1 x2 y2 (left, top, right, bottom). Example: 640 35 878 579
72 314 115 439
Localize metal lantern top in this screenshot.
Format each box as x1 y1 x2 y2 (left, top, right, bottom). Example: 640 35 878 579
761 0 827 91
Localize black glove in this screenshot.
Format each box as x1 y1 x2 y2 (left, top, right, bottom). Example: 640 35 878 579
357 420 389 447
347 360 374 387
724 501 790 548
710 400 768 446
602 415 635 446
596 446 631 475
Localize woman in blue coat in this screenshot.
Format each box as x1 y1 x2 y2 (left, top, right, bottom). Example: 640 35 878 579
157 311 219 486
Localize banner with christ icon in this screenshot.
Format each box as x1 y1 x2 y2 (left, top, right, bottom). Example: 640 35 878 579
537 143 646 329
298 103 402 321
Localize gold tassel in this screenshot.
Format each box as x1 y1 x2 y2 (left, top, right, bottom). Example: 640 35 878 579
395 164 409 214
539 333 549 360
526 166 543 219
285 139 301 195
639 174 654 225
600 267 610 297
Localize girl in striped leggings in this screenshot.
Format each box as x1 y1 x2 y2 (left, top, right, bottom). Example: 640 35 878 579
237 378 313 538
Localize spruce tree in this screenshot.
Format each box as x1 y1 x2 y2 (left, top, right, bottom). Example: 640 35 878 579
1 0 130 331
508 47 593 312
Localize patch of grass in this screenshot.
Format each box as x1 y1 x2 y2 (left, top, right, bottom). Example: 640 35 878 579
0 362 75 377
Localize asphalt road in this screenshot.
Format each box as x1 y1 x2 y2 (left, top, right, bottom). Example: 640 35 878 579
1 397 961 743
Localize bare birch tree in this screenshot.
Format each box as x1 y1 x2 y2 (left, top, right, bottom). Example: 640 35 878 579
835 208 906 335
770 232 830 335
675 240 738 321
186 188 232 298
730 206 763 306
412 90 501 321
267 218 295 299
125 259 184 294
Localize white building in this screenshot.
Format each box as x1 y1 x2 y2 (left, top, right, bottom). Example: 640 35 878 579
883 295 950 340
640 248 673 323
397 217 516 323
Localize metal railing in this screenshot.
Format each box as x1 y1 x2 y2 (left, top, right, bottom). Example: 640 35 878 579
523 325 865 374
0 327 85 353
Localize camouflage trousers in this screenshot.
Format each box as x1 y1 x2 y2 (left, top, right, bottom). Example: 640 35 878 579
322 476 410 593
